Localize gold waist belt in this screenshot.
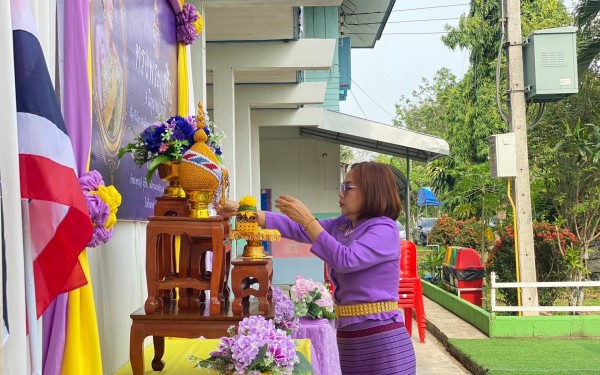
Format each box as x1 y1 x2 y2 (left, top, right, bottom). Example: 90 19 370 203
335 301 398 318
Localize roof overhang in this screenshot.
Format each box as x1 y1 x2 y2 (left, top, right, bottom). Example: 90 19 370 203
340 0 395 48
299 110 449 163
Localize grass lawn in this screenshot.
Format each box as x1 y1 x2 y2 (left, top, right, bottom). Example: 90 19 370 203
449 338 600 374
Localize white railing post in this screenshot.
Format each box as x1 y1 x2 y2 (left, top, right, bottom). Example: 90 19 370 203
490 271 497 313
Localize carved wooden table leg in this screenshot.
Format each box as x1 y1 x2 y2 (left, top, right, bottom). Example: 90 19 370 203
209 227 224 315
257 262 273 314
178 234 191 309
231 264 244 315
222 248 231 301
144 228 159 314
151 336 166 371
189 243 203 308
129 323 144 375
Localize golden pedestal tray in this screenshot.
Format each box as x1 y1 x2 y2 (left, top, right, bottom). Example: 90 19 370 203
229 229 281 258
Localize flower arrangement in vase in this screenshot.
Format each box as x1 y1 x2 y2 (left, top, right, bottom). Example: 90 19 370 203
190 315 312 375
117 115 197 184
291 276 335 320
79 170 122 247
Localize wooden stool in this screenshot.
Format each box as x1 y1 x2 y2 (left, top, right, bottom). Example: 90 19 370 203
145 216 224 315
230 258 273 315
154 196 190 217
150 197 232 311
152 197 189 303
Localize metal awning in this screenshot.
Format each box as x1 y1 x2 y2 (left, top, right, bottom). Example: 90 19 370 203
340 0 396 48
300 110 449 163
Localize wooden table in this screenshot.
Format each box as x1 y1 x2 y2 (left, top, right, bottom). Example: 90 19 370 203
145 216 224 315
129 300 274 375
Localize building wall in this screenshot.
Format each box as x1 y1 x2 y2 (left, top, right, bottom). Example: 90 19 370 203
260 126 341 284
303 6 340 111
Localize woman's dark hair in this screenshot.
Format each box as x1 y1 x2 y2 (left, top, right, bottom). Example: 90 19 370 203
350 162 402 220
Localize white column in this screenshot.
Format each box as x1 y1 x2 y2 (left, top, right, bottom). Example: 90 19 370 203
212 67 236 197
234 100 252 198
30 0 56 84
251 120 261 198
189 3 206 106
0 1 28 372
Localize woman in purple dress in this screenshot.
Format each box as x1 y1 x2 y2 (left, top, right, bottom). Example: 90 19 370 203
257 162 416 375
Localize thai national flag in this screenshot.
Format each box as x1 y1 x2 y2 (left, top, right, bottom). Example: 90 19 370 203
12 0 93 318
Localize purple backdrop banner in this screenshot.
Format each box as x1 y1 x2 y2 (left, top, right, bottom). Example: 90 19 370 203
90 0 178 220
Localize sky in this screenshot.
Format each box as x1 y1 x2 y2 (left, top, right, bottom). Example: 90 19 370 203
339 0 575 126
339 1 471 125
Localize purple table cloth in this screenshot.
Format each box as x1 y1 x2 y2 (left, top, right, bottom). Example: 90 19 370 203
292 318 341 375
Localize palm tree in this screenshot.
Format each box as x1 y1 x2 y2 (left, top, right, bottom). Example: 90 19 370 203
574 0 600 76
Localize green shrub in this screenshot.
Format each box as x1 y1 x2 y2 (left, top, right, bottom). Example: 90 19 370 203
418 247 447 285
486 222 576 307
428 215 482 249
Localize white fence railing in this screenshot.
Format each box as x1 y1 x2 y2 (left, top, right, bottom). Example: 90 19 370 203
490 271 600 313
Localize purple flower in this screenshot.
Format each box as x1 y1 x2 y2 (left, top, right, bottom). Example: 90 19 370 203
89 225 113 248
79 170 105 192
273 287 300 334
86 194 110 227
84 193 112 248
191 315 299 374
176 4 200 45
167 115 196 144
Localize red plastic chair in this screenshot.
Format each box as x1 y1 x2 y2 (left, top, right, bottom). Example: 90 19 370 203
324 264 335 294
398 240 426 343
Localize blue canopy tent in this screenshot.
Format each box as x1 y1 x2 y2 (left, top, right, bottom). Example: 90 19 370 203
417 187 440 207
417 187 440 218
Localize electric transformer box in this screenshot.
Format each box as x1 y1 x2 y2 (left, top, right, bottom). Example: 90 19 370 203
523 26 578 102
488 133 516 178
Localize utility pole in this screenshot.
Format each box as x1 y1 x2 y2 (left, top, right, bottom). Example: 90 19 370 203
504 0 539 315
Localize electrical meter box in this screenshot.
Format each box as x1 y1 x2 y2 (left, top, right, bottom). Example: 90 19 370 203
488 133 517 178
523 26 578 102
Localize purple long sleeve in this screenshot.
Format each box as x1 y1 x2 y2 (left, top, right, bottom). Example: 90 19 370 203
264 211 403 328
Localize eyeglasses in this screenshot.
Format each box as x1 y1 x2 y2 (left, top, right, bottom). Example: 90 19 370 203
340 182 357 196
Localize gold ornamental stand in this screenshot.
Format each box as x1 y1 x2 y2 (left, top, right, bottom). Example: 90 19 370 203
229 229 281 315
229 229 281 258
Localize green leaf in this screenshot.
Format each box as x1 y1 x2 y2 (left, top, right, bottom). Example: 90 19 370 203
146 155 171 185
117 146 130 159
248 344 268 370
293 351 314 375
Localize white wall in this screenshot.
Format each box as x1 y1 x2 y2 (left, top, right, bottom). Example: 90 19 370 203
260 126 340 214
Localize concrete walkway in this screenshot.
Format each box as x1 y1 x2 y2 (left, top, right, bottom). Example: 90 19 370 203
411 296 488 374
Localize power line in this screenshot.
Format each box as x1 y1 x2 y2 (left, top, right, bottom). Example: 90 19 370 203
349 90 368 118
346 76 396 120
351 3 469 16
343 32 449 35
344 17 460 26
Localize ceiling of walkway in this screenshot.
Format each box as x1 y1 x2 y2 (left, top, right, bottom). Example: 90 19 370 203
200 0 394 83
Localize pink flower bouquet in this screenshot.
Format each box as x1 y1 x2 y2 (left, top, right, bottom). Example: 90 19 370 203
291 276 335 320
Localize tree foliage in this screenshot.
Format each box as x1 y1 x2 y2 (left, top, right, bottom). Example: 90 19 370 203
393 68 457 139
574 0 600 76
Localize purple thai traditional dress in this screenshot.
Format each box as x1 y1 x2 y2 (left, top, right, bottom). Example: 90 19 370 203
265 212 416 375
